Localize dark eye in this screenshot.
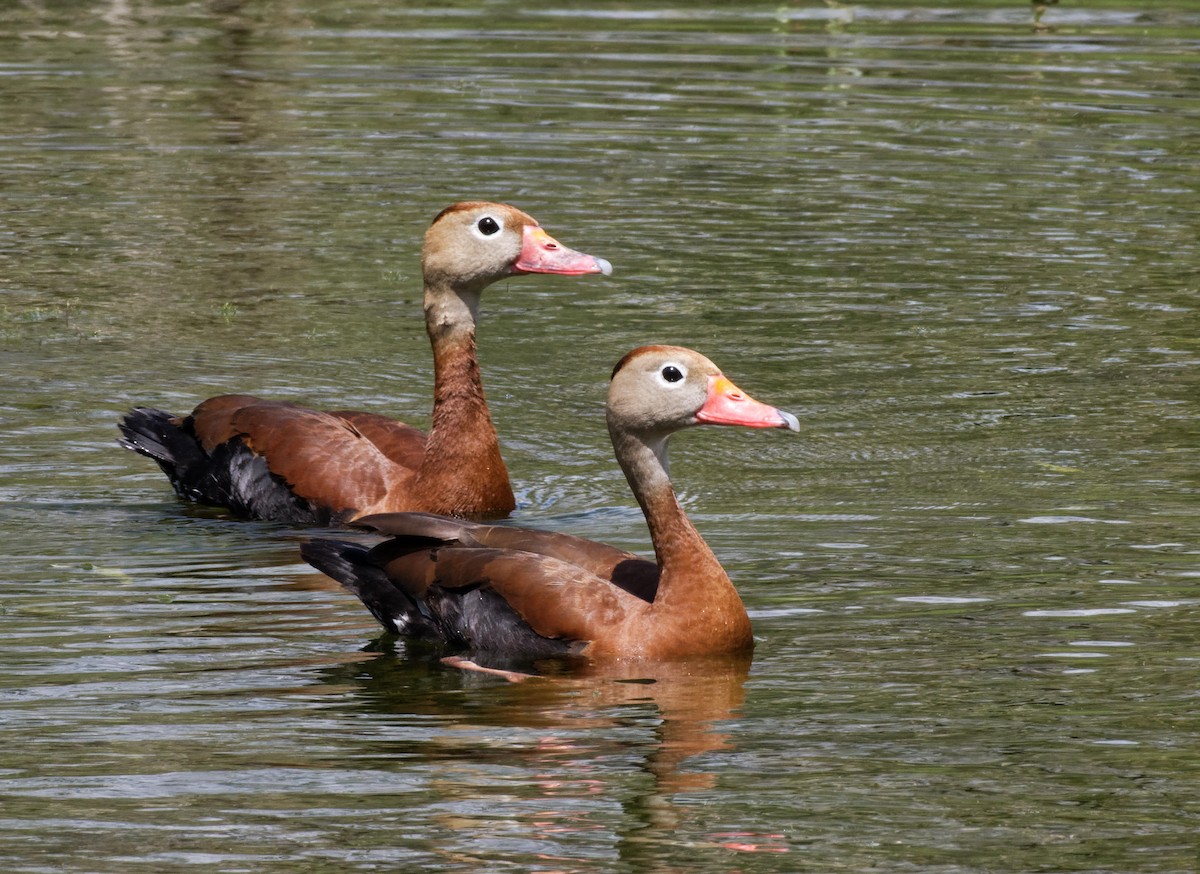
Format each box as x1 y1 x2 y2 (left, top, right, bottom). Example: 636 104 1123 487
661 365 684 383
477 216 500 236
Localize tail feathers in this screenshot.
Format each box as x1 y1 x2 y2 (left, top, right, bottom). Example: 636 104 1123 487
301 539 439 639
118 407 214 502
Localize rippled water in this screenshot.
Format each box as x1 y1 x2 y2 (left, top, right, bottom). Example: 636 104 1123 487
2 2 1198 872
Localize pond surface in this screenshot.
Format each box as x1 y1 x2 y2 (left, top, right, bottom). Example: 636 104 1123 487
2 1 1198 871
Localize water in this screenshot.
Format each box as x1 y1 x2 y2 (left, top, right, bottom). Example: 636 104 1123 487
2 1 1198 871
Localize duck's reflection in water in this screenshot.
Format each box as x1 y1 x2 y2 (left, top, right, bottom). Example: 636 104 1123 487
317 645 764 870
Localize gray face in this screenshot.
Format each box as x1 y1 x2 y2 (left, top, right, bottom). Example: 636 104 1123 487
421 203 528 292
607 346 719 438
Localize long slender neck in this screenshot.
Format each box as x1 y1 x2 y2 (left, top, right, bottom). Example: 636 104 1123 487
609 425 727 600
414 279 513 515
610 424 752 654
425 287 488 436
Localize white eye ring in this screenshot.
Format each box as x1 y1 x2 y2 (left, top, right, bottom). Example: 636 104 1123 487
657 362 687 387
471 215 505 239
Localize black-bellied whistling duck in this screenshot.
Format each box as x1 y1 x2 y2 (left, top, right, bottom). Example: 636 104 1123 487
301 345 799 663
118 202 611 525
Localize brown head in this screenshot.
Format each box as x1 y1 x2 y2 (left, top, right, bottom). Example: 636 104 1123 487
421 201 612 295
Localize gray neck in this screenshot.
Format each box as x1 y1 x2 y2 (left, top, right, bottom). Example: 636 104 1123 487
424 280 482 341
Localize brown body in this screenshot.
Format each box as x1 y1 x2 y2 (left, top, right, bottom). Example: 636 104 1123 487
118 202 611 524
302 346 799 662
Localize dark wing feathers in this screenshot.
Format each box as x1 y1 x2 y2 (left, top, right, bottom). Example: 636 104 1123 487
304 537 585 658
219 403 396 510
120 405 337 525
305 511 661 659
423 585 577 660
387 547 642 645
119 397 429 522
210 440 331 524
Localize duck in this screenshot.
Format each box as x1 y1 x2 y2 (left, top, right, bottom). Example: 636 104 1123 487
301 345 799 664
118 202 611 525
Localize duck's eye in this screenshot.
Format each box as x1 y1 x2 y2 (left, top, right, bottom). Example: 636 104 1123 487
661 365 684 383
476 216 501 236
